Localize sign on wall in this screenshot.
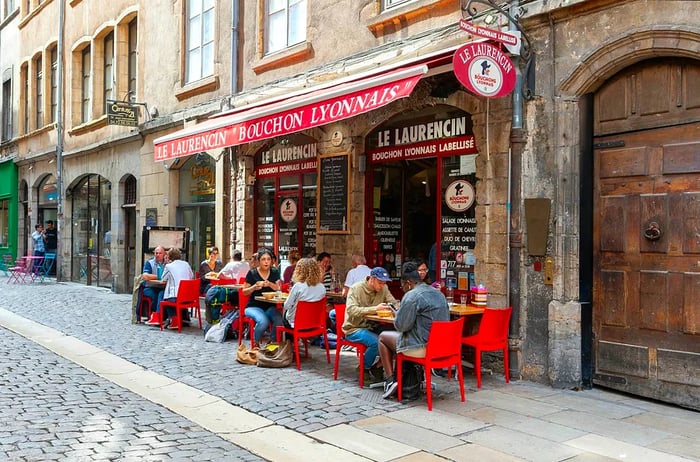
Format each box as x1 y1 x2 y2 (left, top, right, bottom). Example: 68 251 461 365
317 153 350 234
107 101 138 127
453 42 516 98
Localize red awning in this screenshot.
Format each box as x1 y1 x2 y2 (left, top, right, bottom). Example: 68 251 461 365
153 64 429 161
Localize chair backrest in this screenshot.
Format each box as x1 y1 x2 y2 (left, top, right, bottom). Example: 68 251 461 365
334 303 346 337
176 279 201 305
293 298 328 331
425 318 465 360
41 253 56 273
477 307 513 345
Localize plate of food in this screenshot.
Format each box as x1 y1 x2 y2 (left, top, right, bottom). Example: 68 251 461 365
205 272 219 280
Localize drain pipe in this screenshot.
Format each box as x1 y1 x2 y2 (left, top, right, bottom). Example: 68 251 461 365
229 1 240 250
507 0 524 378
230 0 239 95
55 0 66 281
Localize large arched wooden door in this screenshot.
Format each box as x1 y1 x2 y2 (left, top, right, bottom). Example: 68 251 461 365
592 58 700 410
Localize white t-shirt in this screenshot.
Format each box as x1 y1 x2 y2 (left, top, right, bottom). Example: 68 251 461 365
344 264 371 288
220 260 250 280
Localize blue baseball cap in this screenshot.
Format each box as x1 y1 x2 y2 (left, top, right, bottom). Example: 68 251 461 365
370 267 392 282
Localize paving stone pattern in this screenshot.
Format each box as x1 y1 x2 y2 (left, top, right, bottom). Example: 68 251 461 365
0 325 264 461
0 283 429 433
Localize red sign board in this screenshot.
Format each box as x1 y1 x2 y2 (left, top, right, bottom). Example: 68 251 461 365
154 69 425 161
453 42 516 98
368 135 478 163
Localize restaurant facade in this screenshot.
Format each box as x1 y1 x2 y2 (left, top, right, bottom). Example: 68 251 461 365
5 0 698 410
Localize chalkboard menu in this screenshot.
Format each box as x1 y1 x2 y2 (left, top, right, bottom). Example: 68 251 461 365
317 153 350 234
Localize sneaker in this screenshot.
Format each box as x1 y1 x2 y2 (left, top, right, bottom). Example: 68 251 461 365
382 376 398 399
431 368 447 377
162 318 172 329
341 345 355 352
167 320 180 330
145 313 161 326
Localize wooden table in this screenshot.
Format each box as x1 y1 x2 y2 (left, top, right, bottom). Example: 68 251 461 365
144 279 166 288
217 283 243 290
364 304 485 325
254 295 288 305
326 291 346 302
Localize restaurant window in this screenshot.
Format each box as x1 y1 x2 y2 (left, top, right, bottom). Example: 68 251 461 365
34 54 43 129
265 0 306 55
128 18 138 98
103 32 114 113
81 46 91 123
178 153 215 269
50 45 57 123
185 0 214 83
2 78 12 141
0 199 8 247
365 104 479 294
253 136 318 272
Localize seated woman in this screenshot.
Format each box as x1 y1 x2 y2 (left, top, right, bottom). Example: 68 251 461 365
283 257 326 328
282 250 301 284
199 246 223 294
152 247 194 330
240 248 284 347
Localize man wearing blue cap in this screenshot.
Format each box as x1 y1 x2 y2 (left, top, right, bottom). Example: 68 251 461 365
343 266 398 384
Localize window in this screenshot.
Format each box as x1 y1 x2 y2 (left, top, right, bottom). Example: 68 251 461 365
0 199 8 247
22 64 28 133
128 18 138 99
2 79 11 141
103 32 114 111
50 46 57 123
266 0 306 55
186 0 214 83
81 47 91 123
4 0 16 18
35 54 43 129
383 0 413 10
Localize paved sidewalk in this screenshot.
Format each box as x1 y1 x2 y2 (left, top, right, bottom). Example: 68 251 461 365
0 280 698 461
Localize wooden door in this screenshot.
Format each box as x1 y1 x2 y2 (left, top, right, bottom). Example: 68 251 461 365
593 59 700 410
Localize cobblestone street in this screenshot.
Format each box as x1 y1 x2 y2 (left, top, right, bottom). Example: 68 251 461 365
1 281 698 462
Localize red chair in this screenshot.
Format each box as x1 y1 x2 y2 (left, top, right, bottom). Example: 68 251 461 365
397 318 465 411
276 298 330 370
237 289 255 347
159 279 202 332
7 258 31 284
332 303 369 388
461 307 512 388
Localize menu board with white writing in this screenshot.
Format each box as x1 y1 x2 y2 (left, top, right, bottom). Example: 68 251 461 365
317 153 350 234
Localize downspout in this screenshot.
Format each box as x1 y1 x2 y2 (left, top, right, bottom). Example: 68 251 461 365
229 1 239 248
508 0 524 378
55 0 65 281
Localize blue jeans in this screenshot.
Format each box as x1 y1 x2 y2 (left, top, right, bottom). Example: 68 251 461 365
161 296 176 317
245 306 283 342
143 287 164 314
345 328 379 368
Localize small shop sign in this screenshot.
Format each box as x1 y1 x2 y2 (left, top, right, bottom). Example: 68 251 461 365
453 41 516 98
107 101 138 127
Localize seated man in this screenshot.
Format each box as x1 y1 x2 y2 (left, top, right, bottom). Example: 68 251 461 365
378 261 449 399
141 246 166 323
343 267 398 384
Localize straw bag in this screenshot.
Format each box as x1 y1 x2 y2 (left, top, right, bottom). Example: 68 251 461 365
257 340 293 368
236 343 258 365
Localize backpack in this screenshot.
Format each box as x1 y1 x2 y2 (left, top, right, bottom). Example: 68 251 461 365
401 362 423 401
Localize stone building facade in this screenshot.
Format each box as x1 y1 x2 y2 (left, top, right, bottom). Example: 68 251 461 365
3 0 698 409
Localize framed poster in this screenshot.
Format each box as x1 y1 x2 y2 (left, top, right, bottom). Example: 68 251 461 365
317 152 350 234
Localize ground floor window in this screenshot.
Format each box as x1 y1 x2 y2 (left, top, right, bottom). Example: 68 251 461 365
0 198 8 247
70 174 111 287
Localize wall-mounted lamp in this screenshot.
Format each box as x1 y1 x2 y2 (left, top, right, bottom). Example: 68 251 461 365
483 13 497 24
48 158 55 164
163 161 170 170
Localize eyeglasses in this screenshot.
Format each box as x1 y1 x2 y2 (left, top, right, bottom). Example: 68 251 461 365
418 268 428 273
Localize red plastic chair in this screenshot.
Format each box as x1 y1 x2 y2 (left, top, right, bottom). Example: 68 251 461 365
461 307 512 388
159 279 202 332
397 318 465 410
237 289 255 347
276 298 330 370
332 303 369 388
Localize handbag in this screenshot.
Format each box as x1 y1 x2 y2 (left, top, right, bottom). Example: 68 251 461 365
236 343 259 365
256 339 294 368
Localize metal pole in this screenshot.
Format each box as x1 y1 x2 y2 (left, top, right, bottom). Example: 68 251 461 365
55 0 65 281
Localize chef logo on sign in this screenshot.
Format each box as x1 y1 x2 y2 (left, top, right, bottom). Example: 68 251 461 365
280 198 298 222
445 180 475 212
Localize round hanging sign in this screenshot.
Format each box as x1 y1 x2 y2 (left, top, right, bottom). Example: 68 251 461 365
444 180 476 213
453 42 516 98
280 198 298 223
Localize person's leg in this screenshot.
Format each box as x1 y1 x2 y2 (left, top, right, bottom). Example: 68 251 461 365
378 331 399 378
346 329 380 367
245 307 269 343
265 307 284 341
